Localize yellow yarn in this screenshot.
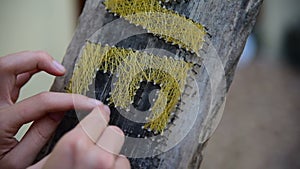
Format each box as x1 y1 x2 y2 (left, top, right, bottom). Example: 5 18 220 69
69 41 192 132
104 0 206 54
69 0 205 133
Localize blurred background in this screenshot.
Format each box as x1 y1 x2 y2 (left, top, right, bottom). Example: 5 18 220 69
0 0 79 140
0 1 299 169
202 0 300 169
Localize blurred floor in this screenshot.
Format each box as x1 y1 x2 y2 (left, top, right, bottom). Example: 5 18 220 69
201 58 300 169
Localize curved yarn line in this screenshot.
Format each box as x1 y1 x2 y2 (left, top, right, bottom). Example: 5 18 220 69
69 42 192 132
104 0 207 54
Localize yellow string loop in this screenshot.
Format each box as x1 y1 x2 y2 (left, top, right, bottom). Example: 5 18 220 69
69 42 192 132
104 0 207 54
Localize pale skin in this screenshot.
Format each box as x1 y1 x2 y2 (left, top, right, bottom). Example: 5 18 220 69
0 51 131 169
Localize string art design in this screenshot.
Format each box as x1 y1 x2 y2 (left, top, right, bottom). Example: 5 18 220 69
70 42 192 132
69 0 207 136
104 0 207 54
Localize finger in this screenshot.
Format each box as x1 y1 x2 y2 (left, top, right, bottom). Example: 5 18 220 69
6 113 64 167
0 51 65 76
11 70 39 102
97 126 125 155
7 104 110 168
74 105 110 143
76 144 116 169
10 72 34 102
41 117 108 169
15 70 38 88
5 98 105 167
114 155 131 169
10 86 20 104
5 92 102 133
39 132 84 169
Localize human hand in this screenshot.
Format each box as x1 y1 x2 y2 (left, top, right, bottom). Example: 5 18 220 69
30 106 130 169
0 51 130 169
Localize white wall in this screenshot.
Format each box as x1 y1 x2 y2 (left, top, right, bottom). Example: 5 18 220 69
260 0 300 57
0 0 77 139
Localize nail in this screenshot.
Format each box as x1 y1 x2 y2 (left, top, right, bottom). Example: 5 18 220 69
112 126 124 135
119 155 127 158
52 60 66 73
100 105 111 122
96 126 125 154
103 105 110 114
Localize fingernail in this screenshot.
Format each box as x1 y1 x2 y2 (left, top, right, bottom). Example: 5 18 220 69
119 155 127 158
52 60 66 73
103 105 110 114
112 126 124 135
96 126 125 154
100 105 111 121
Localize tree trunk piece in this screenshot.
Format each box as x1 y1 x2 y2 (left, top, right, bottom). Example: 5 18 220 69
35 0 263 168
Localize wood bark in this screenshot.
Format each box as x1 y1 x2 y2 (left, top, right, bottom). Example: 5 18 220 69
35 0 263 168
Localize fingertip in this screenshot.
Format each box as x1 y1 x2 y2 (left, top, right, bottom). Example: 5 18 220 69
52 60 66 74
92 104 110 123
89 100 111 122
35 51 65 75
115 155 131 169
97 126 125 155
102 105 111 115
110 126 125 137
89 98 103 107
